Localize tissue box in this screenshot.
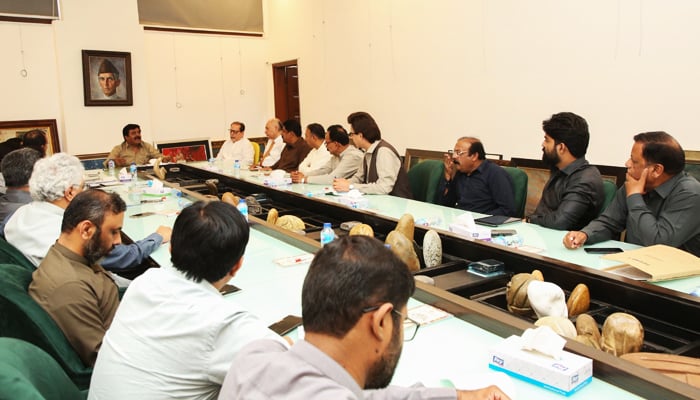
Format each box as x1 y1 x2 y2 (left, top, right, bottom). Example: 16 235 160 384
488 335 592 396
337 195 369 209
448 223 491 240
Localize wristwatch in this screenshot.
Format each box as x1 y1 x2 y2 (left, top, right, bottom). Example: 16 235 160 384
349 184 355 190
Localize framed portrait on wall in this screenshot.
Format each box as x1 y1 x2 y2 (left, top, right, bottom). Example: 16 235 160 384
81 50 133 106
0 119 61 155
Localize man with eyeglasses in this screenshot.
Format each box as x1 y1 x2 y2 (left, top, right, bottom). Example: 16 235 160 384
564 131 700 256
5 152 171 272
291 124 363 184
219 235 510 400
333 111 413 198
438 137 516 217
216 121 254 166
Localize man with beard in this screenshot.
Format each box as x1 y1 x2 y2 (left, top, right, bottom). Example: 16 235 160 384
219 235 510 400
5 152 171 272
437 137 515 216
29 189 125 366
526 112 605 230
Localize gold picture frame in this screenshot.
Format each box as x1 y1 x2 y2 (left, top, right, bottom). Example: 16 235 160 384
0 119 60 155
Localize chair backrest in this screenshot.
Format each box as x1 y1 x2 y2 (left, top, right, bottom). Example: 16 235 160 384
601 179 618 215
502 166 528 218
251 141 261 165
0 237 36 272
407 160 444 204
0 337 87 400
0 264 92 390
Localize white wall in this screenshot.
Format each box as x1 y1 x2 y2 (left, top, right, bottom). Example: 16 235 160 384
2 0 700 166
265 0 700 166
0 0 270 155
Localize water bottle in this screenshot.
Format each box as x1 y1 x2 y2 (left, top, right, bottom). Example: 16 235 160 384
107 159 115 176
233 159 241 178
237 198 248 222
130 162 137 182
320 222 334 246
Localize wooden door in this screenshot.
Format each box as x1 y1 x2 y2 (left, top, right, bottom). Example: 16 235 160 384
272 60 300 123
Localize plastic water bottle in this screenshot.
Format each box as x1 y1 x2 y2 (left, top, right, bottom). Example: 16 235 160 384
130 162 137 182
107 160 115 176
233 160 241 178
320 222 334 246
237 198 248 222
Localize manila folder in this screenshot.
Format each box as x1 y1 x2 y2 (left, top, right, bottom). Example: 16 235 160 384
602 244 700 282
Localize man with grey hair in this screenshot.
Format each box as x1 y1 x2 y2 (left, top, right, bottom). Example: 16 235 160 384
0 148 43 231
5 153 171 271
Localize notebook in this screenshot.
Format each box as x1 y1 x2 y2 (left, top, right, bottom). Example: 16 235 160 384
474 215 521 227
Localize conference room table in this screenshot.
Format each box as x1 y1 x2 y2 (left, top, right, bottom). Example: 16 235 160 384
97 162 698 400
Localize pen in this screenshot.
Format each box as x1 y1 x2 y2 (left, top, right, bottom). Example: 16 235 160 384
141 198 165 203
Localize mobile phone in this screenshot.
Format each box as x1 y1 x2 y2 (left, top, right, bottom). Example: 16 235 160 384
268 315 303 336
219 284 241 295
491 229 517 236
583 247 624 254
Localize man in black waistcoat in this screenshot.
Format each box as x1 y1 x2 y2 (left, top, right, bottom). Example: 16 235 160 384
332 112 412 199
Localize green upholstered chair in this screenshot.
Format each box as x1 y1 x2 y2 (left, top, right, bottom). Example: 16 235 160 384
601 180 618 215
502 166 528 218
0 264 92 390
0 337 88 400
0 237 36 272
407 160 444 204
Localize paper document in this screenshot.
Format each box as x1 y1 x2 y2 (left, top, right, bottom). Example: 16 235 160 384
602 244 700 282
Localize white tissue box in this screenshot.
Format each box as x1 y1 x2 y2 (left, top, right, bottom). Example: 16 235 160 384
337 196 369 209
488 335 592 396
448 223 491 240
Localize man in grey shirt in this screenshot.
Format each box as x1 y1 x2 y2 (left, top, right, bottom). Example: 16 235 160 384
291 125 363 185
219 236 510 400
0 148 42 232
564 131 700 256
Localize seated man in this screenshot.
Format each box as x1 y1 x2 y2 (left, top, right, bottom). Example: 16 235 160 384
256 118 285 168
270 119 312 172
297 123 331 174
333 112 412 198
219 236 509 400
29 189 125 366
22 129 48 156
564 131 700 256
438 137 515 216
105 124 168 167
0 148 42 230
527 112 604 230
89 201 285 399
216 121 254 166
5 153 171 270
291 124 363 184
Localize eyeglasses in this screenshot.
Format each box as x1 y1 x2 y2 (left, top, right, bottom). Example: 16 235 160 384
362 305 419 341
447 149 469 157
228 129 241 134
348 132 358 136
